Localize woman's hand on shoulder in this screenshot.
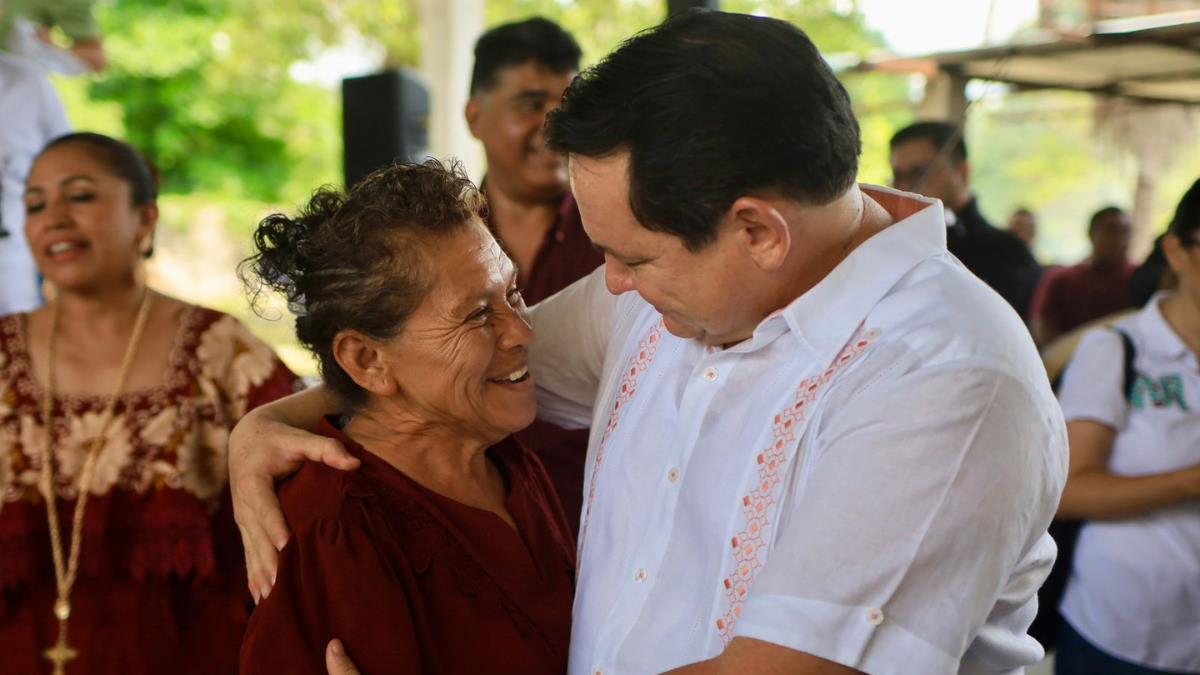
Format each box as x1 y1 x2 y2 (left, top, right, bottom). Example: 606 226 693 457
229 385 359 602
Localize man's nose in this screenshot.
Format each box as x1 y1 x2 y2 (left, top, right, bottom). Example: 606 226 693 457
604 258 635 295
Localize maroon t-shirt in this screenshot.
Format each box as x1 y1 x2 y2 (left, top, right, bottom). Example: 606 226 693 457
1031 261 1135 334
486 190 604 534
240 419 575 675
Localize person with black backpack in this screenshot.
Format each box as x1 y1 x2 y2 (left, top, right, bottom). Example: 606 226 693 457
1052 179 1200 674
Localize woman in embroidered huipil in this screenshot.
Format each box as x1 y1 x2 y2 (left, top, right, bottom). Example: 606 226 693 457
237 160 574 674
0 133 298 674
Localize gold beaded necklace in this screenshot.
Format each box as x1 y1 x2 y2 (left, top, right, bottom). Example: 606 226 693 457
38 290 154 675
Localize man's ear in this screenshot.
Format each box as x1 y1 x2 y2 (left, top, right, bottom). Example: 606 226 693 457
727 196 791 272
465 96 484 140
332 331 399 397
955 158 971 187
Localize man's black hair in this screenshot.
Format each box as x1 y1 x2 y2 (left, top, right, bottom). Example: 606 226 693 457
469 17 582 95
1088 205 1126 236
544 9 861 251
890 121 968 164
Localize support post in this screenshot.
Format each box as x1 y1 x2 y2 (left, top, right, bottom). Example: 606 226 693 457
420 0 485 180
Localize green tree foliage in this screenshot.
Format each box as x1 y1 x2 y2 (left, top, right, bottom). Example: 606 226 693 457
82 0 347 203
486 0 662 67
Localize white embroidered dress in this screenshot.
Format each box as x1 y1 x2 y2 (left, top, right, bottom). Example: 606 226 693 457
530 187 1069 675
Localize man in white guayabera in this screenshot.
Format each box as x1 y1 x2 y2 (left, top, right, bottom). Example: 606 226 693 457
229 10 1068 675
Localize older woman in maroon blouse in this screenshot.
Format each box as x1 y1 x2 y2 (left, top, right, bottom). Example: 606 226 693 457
237 160 574 674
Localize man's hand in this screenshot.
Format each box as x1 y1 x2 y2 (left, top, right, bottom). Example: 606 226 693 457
326 640 362 675
229 388 359 602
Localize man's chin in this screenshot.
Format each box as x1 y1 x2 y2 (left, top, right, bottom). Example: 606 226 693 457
521 176 569 202
662 314 704 341
523 159 567 185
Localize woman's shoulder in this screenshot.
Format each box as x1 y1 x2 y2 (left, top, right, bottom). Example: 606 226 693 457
279 461 359 534
278 421 425 537
175 301 259 347
169 297 296 398
278 422 367 533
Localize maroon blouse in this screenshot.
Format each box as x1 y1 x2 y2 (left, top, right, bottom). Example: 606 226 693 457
0 306 299 675
240 419 576 675
486 190 603 534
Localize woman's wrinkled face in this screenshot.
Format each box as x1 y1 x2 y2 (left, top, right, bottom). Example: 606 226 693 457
380 220 536 443
23 143 155 292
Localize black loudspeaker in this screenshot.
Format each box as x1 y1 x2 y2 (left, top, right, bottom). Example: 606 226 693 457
341 69 430 189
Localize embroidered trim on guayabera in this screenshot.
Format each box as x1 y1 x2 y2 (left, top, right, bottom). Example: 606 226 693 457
715 326 880 643
576 320 664 567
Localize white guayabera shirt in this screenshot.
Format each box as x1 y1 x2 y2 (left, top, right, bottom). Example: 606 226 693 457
530 186 1068 675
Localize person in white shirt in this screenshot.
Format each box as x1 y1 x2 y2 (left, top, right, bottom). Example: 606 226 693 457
0 47 70 315
1054 179 1200 675
228 10 1068 675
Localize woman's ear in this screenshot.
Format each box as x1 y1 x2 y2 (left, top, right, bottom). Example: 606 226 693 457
332 331 399 397
137 203 158 257
1163 234 1187 275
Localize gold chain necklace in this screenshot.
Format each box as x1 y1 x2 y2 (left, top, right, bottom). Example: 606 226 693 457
39 290 154 675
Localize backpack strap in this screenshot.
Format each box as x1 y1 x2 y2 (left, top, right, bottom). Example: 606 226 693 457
1111 327 1138 402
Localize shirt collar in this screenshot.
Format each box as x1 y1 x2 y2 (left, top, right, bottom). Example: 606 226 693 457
1137 292 1191 360
761 185 945 366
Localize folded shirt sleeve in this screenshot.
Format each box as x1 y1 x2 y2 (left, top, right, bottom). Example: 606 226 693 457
1057 328 1127 430
734 360 1066 675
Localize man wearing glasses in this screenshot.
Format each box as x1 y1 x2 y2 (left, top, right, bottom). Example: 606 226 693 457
890 121 1041 321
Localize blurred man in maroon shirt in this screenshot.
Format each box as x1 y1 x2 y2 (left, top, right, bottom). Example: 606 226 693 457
1031 206 1134 347
466 18 603 530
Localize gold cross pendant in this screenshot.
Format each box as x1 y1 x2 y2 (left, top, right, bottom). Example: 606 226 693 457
44 631 78 675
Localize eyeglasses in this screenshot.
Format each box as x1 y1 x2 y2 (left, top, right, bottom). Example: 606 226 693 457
891 160 953 192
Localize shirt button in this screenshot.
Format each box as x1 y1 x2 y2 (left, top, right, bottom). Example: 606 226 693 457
866 607 884 626
634 568 648 583
703 367 719 382
667 467 680 483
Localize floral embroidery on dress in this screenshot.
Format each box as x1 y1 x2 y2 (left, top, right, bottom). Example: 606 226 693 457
197 315 280 421
715 326 880 643
0 305 298 594
0 308 294 504
60 409 136 496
